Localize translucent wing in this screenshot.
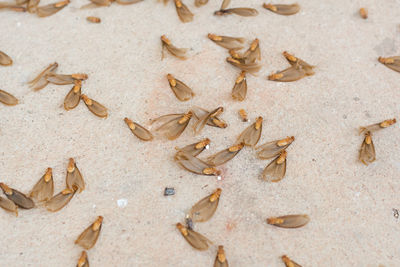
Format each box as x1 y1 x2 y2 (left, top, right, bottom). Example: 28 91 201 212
30 167 54 202
177 223 212 250
261 152 287 182
175 151 220 176
0 51 12 66
189 188 221 222
208 34 245 50
0 196 18 216
37 0 69 17
231 71 247 101
28 62 58 91
45 188 75 212
359 132 375 165
226 57 261 74
236 117 263 146
256 137 294 159
267 214 310 228
263 3 300 15
226 8 258 16
75 216 103 250
207 143 244 166
77 251 89 267
124 117 153 141
214 246 229 267
268 65 306 82
175 138 210 157
64 81 81 110
0 89 18 106
66 158 85 193
167 74 194 101
0 183 35 209
81 94 108 118
174 0 193 23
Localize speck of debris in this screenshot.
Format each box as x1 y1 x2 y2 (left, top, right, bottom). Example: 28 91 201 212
364 111 371 118
185 216 194 230
117 198 128 208
353 97 360 101
343 114 347 119
164 187 175 196
393 208 399 219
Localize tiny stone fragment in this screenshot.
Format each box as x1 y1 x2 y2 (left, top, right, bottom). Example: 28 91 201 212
164 187 175 196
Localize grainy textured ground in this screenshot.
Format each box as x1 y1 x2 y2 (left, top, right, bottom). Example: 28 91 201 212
1 0 400 266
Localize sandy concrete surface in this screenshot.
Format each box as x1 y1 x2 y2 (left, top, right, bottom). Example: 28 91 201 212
1 0 400 266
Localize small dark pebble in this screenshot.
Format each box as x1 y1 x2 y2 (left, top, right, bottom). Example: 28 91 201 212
164 187 175 196
185 217 194 230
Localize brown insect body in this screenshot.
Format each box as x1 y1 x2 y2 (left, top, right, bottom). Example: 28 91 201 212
166 73 194 101
28 62 58 91
227 57 261 74
45 188 76 212
175 150 221 176
231 71 247 101
37 0 70 17
359 131 375 165
256 136 294 159
189 188 221 222
262 3 300 15
359 8 368 19
214 245 229 267
151 111 193 140
0 51 12 66
0 196 18 216
174 0 193 23
207 143 244 166
81 94 108 118
87 16 101 23
161 35 188 60
66 158 85 193
75 216 103 250
124 117 153 141
208 34 245 50
282 255 302 267
192 106 227 129
77 251 89 267
236 116 263 146
0 89 18 106
261 150 287 182
238 109 248 122
0 183 35 209
282 51 314 76
64 80 82 110
30 167 54 202
267 214 310 228
176 223 212 250
194 0 208 7
378 56 400 73
175 138 210 157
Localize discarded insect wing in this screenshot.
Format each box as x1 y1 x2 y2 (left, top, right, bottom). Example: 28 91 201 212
89 0 111 6
262 3 300 15
45 188 75 212
189 188 221 222
176 223 212 250
66 158 85 193
217 7 258 17
262 151 287 182
152 111 192 140
167 74 194 101
0 89 18 106
28 62 58 91
268 65 306 82
0 183 35 209
193 107 224 135
175 151 220 176
228 49 245 63
124 117 153 141
243 39 261 64
174 0 193 23
49 73 86 84
359 132 375 165
0 196 18 216
175 138 210 157
378 56 400 73
64 80 82 110
232 71 247 101
194 0 207 7
0 3 26 11
214 246 229 267
30 167 54 202
81 94 108 118
27 0 40 12
0 51 12 66
227 57 261 74
208 34 245 50
15 0 28 5
236 116 263 146
282 51 314 76
161 35 188 60
219 0 230 10
116 0 143 5
36 0 70 17
282 255 302 267
75 216 103 250
207 143 244 166
266 214 310 228
359 118 396 134
192 106 227 129
87 16 101 23
256 136 294 159
77 251 89 267
359 8 368 19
